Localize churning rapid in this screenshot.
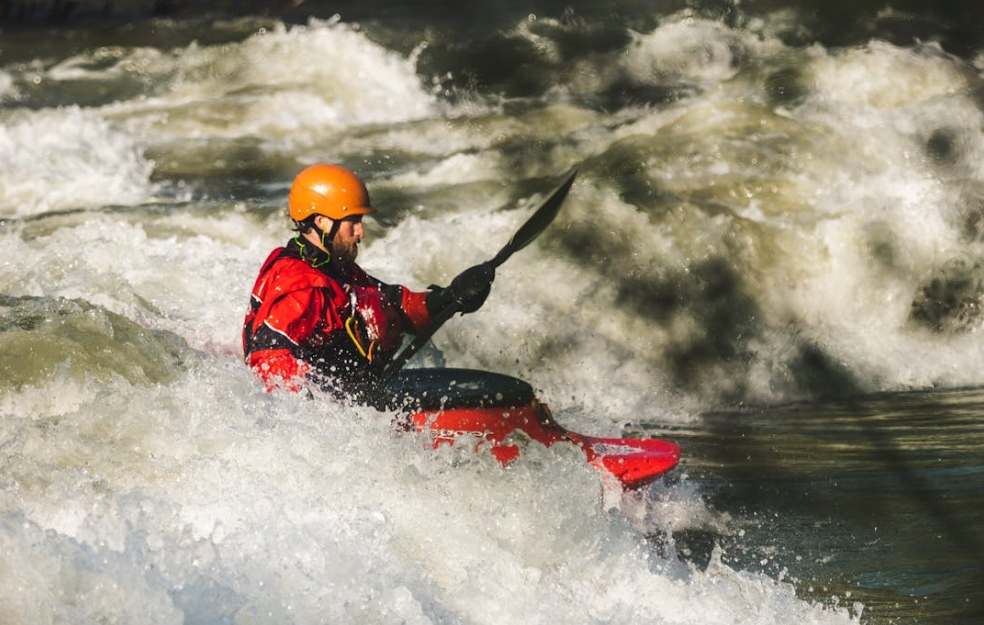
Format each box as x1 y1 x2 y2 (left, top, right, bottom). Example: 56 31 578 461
1 2 983 623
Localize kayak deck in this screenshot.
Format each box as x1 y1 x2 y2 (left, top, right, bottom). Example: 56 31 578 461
385 368 681 489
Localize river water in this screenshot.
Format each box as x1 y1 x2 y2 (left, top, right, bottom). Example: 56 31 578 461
2 2 983 623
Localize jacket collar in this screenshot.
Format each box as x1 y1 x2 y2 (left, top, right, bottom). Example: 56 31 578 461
288 236 333 269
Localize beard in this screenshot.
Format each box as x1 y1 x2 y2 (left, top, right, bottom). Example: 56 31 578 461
332 237 359 265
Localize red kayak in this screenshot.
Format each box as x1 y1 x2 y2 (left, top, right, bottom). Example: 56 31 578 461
385 368 681 490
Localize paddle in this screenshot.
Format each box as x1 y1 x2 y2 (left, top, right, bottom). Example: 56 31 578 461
381 170 578 379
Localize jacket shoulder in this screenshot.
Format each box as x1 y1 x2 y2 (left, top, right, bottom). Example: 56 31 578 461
264 255 337 290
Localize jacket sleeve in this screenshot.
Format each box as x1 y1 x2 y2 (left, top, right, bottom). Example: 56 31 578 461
399 287 432 332
347 264 432 333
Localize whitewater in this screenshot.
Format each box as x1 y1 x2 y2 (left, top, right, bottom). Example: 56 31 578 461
2 4 983 623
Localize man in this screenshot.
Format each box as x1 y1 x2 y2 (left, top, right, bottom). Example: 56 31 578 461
243 163 493 401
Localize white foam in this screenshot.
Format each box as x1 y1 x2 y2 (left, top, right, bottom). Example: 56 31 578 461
103 18 439 149
0 358 859 624
0 106 153 217
621 13 785 91
0 209 277 354
0 69 17 102
0 199 856 624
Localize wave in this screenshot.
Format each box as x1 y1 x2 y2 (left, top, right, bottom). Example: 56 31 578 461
0 106 153 217
4 11 984 410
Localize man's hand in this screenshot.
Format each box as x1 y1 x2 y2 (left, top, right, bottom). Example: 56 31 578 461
426 262 495 316
449 262 494 313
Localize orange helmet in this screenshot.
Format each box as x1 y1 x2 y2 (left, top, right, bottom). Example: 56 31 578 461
288 164 377 222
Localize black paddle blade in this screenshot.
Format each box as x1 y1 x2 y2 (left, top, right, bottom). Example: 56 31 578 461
490 169 577 267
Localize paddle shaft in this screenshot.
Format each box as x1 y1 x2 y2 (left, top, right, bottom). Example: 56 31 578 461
381 171 577 379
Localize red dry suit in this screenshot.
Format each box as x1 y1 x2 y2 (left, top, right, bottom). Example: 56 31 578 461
242 237 432 396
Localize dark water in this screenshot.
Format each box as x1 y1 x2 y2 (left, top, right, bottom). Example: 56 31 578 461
653 387 984 624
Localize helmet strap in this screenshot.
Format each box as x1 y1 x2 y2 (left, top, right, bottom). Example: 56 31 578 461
307 216 341 252
296 216 341 268
322 219 341 252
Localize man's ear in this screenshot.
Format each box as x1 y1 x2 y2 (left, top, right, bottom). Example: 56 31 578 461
315 214 334 232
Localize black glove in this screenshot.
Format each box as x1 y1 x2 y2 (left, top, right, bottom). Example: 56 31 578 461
426 262 495 315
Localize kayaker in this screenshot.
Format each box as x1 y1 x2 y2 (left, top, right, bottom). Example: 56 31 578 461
242 163 493 402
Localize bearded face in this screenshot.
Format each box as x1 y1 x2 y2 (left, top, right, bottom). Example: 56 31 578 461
329 217 363 265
